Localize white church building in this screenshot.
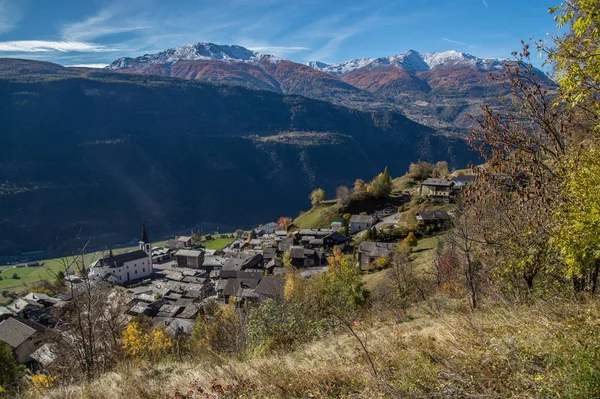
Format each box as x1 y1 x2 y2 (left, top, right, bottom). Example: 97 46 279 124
88 223 153 285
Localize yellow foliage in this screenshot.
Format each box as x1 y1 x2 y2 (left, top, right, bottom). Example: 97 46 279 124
553 144 600 281
191 297 242 353
0 386 5 394
30 373 57 393
122 320 172 360
284 268 306 302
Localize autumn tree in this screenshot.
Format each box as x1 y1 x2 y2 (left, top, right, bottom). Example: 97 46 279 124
408 161 434 181
464 43 570 295
191 297 245 354
549 0 600 129
354 179 367 193
403 232 418 248
122 319 173 361
309 188 326 207
368 167 393 198
336 185 352 207
553 144 600 294
277 216 292 230
434 161 449 178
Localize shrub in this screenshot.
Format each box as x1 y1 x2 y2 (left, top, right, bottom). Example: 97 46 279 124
403 232 418 248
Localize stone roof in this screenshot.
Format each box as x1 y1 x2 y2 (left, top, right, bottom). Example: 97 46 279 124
421 178 454 187
94 250 148 268
349 215 376 224
416 210 452 221
255 276 285 298
0 318 43 348
358 241 395 258
223 278 259 297
175 249 204 258
0 307 14 317
7 298 41 314
156 304 184 318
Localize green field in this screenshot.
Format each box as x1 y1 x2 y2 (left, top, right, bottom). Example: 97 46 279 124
201 237 235 250
362 233 445 293
0 241 168 296
293 200 342 229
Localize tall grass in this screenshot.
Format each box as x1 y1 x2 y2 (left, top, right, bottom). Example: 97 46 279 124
37 298 600 399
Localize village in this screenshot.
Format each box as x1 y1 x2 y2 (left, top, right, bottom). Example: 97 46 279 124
0 170 474 373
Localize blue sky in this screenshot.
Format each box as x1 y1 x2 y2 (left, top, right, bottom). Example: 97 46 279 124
0 0 560 67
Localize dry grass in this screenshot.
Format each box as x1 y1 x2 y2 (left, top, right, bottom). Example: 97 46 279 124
38 299 600 399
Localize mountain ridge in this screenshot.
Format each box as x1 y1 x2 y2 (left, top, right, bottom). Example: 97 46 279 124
307 49 507 76
103 42 549 133
0 61 476 255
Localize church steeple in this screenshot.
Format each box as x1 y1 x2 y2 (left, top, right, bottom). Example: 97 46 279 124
141 222 150 244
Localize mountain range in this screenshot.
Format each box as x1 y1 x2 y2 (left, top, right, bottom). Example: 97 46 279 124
0 58 477 255
107 42 547 132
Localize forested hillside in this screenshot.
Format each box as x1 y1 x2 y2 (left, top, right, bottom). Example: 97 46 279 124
0 69 475 255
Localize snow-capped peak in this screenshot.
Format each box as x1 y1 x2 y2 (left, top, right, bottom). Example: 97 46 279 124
308 50 507 76
107 42 281 70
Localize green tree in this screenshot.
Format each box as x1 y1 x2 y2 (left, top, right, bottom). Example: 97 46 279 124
0 342 25 394
549 0 600 124
309 188 326 207
403 232 418 248
553 145 600 294
369 167 393 198
316 247 368 315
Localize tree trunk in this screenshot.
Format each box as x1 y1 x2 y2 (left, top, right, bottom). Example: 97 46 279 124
591 260 600 296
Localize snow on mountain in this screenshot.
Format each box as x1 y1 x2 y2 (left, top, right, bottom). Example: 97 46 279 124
107 42 281 70
308 50 507 76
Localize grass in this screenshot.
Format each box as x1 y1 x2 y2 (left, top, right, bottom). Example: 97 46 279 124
201 237 235 250
293 200 342 229
362 233 445 293
0 241 168 302
38 299 600 399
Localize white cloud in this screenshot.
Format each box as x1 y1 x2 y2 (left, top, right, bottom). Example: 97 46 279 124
0 41 116 52
443 37 467 46
66 63 109 68
482 0 489 8
61 7 149 41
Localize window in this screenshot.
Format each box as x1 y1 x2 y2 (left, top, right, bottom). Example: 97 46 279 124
135 270 137 275
143 268 145 273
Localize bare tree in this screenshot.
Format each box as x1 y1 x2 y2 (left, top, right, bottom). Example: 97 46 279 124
44 238 129 382
445 203 483 309
336 185 352 207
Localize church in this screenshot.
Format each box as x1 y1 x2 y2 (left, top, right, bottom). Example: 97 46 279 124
88 223 153 285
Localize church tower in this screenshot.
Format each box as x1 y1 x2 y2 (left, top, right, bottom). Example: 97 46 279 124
139 222 153 272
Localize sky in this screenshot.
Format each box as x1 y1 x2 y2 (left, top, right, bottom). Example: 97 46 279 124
0 0 561 68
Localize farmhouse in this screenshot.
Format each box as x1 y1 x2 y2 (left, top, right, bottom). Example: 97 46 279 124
415 210 452 226
0 318 45 365
419 178 455 197
177 236 193 248
349 215 377 234
175 249 205 268
357 241 394 269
